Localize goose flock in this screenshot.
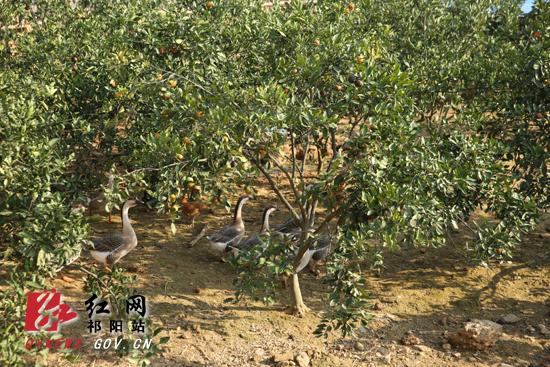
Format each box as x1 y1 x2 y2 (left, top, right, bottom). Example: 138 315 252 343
86 191 331 276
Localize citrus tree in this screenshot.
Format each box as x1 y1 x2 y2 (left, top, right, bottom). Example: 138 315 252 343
1 0 548 365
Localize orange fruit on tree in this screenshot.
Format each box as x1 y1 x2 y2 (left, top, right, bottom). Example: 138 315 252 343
168 79 177 88
313 39 321 46
355 55 366 64
533 31 542 40
182 137 191 145
347 3 356 11
335 84 343 92
206 1 214 9
109 79 117 88
195 111 204 118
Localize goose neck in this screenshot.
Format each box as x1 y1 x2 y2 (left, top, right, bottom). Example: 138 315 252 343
121 205 135 238
233 198 247 224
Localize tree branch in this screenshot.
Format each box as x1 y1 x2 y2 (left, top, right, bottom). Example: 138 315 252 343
268 153 307 225
122 161 187 176
246 151 301 221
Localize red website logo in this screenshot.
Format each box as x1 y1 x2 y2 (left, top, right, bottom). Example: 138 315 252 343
24 288 78 332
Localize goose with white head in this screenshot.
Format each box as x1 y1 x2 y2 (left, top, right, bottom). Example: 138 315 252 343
89 199 141 267
206 195 252 253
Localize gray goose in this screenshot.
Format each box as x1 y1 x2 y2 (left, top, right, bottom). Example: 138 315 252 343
89 199 141 267
227 205 277 255
273 216 302 240
205 195 252 253
295 235 331 273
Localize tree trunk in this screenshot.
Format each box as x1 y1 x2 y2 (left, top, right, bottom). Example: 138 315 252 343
289 273 309 316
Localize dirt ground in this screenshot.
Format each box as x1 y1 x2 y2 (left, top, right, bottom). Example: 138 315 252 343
19 190 550 367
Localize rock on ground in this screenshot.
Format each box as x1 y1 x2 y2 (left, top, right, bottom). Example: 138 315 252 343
500 313 521 324
448 319 503 350
295 351 310 367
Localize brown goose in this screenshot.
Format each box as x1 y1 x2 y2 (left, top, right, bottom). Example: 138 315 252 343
89 199 141 267
205 195 252 252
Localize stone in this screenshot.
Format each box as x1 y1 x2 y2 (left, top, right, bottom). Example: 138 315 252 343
413 345 432 353
442 343 452 351
380 353 392 364
295 351 310 367
448 319 503 350
276 362 296 367
500 314 521 324
452 352 461 358
400 331 421 346
538 324 550 336
178 331 192 339
381 296 400 304
253 348 266 362
354 341 365 351
500 363 514 367
273 351 294 363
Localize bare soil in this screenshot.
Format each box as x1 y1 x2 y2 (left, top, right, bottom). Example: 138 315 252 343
21 192 550 367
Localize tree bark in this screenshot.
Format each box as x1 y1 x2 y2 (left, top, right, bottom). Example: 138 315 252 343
289 273 309 316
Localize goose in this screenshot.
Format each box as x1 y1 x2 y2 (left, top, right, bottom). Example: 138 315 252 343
294 235 331 273
88 175 115 222
227 205 277 255
274 216 302 240
205 195 252 253
88 199 141 267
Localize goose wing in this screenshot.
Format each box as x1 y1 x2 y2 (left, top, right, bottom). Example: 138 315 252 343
312 245 330 261
312 236 331 261
91 233 124 253
295 249 315 273
228 233 260 253
274 217 300 234
206 225 244 245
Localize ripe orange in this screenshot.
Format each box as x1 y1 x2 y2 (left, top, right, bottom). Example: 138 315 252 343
533 31 542 40
168 79 177 88
335 84 343 92
206 1 214 9
182 137 191 145
313 39 321 46
195 111 204 118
